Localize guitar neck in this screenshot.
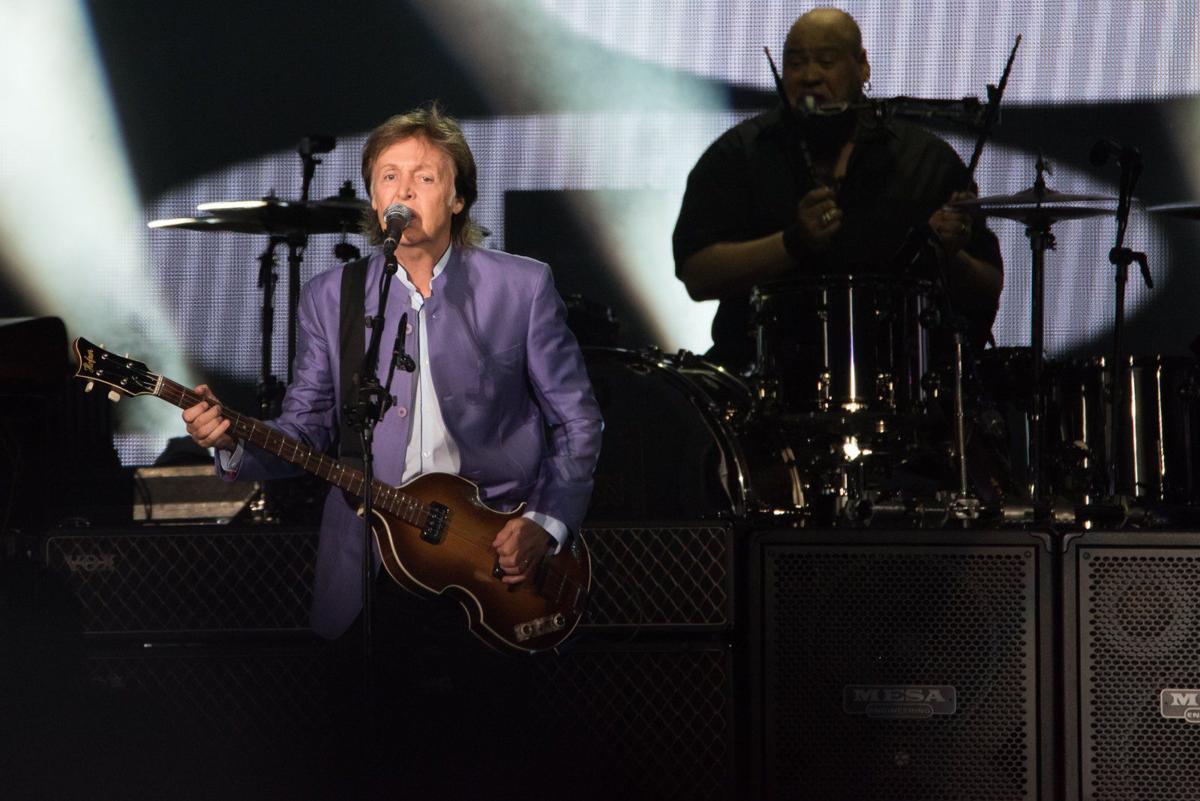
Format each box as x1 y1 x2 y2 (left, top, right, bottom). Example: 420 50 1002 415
155 377 425 526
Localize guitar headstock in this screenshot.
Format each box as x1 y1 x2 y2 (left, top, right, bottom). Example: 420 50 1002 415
72 337 159 400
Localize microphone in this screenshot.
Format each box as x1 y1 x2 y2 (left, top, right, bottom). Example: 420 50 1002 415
382 203 414 250
1089 138 1142 168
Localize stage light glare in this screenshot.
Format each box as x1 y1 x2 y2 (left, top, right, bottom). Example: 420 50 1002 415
0 0 194 462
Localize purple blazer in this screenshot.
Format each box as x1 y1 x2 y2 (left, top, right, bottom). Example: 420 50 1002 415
227 246 603 638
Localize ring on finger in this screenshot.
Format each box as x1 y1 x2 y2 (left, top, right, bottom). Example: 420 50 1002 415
820 209 836 225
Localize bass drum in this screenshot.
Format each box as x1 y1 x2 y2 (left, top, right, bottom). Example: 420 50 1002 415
582 348 804 521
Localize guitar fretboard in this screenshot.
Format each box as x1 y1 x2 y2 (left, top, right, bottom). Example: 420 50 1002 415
157 378 428 528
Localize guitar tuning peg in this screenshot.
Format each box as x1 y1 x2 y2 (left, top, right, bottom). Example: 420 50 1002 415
84 381 95 393
107 390 121 403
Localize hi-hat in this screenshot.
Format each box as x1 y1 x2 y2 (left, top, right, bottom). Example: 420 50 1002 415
149 196 369 235
1146 202 1200 220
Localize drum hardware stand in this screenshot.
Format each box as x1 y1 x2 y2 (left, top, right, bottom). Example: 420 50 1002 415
898 222 982 524
332 180 364 264
254 234 286 419
1090 139 1149 502
1023 153 1057 513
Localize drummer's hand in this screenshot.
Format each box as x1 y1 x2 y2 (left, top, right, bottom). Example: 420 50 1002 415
182 384 237 453
795 186 842 251
930 190 975 257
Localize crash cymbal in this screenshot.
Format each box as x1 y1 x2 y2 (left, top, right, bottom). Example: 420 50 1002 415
1146 202 1200 220
957 204 1114 225
954 187 1114 207
149 196 369 235
949 184 1116 225
195 197 368 234
148 216 278 234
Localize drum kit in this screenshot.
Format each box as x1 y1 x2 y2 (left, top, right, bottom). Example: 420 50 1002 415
147 132 1200 531
589 170 1200 531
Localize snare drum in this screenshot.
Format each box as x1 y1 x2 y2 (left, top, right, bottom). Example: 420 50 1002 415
752 275 933 419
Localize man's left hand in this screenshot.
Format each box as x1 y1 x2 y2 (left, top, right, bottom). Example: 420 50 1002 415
929 190 975 258
492 517 551 585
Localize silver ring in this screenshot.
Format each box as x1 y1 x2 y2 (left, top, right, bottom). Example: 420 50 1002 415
821 210 836 225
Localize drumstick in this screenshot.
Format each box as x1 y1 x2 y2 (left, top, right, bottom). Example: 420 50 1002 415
764 46 820 190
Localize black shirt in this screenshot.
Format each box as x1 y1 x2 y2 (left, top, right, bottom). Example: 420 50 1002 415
673 106 1002 369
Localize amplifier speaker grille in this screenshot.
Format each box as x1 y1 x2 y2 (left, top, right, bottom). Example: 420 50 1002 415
755 533 1044 801
1077 544 1200 801
42 527 317 636
532 641 734 801
580 522 731 630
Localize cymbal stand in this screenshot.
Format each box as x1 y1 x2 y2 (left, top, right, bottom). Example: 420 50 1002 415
930 234 982 523
279 137 335 384
255 236 286 418
333 180 363 263
284 232 306 385
1024 154 1056 507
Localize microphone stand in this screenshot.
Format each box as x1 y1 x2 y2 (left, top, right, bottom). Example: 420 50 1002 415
342 246 402 690
1100 151 1149 500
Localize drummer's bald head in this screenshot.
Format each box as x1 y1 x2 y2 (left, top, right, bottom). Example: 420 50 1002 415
788 8 864 55
782 7 870 108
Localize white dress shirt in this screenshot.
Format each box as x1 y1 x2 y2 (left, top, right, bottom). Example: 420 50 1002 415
221 244 567 549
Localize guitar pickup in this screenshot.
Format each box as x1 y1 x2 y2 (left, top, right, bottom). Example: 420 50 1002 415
513 613 567 643
420 502 449 544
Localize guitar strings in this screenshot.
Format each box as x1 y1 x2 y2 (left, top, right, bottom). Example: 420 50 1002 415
169 383 587 598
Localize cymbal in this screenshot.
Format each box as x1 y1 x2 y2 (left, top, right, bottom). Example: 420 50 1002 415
149 197 369 235
148 216 278 234
1146 202 1200 220
956 204 1114 225
956 187 1113 206
949 185 1116 225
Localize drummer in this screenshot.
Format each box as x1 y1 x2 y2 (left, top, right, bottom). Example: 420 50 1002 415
673 6 1003 371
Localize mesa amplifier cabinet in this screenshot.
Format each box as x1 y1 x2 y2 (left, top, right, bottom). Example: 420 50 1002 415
42 526 318 637
749 529 1057 801
1064 530 1200 801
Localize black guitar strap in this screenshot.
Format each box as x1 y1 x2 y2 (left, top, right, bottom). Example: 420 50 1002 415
337 256 370 464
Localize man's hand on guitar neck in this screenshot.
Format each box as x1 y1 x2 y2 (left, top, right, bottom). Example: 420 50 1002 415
492 517 552 585
183 384 238 454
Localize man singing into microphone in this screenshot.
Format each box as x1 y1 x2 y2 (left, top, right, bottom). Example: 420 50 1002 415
674 6 1004 369
181 104 602 792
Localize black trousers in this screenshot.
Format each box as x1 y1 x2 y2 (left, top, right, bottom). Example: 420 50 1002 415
318 575 556 800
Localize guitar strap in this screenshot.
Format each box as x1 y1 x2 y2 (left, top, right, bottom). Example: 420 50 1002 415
337 256 370 465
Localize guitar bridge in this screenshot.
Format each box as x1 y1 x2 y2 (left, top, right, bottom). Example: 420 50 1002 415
514 613 567 643
420 502 449 543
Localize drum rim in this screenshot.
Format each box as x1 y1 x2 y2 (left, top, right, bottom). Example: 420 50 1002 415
752 272 934 298
582 346 757 513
